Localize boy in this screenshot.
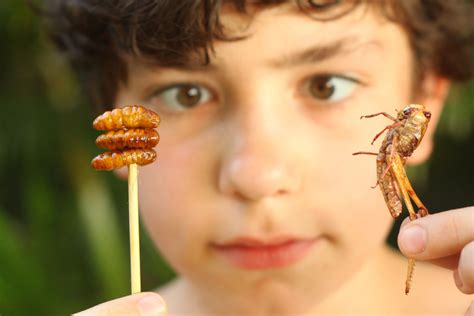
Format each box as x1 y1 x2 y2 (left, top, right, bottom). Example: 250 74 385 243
46 1 473 315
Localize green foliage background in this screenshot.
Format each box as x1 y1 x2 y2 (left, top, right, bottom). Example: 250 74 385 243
0 2 472 315
0 2 175 315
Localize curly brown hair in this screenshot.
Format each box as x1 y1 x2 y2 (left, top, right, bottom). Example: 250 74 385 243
43 0 473 111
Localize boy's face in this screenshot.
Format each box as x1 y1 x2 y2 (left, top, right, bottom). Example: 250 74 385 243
116 3 436 313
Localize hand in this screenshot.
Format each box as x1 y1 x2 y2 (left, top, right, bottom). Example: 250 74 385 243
73 292 167 316
398 206 474 294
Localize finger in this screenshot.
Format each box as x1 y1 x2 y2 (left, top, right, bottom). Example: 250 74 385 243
398 206 474 260
465 301 474 316
428 253 460 270
73 292 167 316
400 217 410 228
455 241 474 294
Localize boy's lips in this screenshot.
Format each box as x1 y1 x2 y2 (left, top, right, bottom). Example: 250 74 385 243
211 235 321 269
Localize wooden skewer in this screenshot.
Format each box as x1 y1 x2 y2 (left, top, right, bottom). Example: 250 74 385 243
92 106 160 294
128 163 141 294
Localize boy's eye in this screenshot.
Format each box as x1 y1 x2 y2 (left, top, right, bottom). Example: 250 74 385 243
307 75 358 102
151 84 212 111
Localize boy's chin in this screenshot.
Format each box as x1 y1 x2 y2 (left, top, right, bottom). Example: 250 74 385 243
203 263 346 313
220 278 336 315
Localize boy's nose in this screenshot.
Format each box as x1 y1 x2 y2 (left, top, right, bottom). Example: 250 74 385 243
218 152 300 201
217 111 302 202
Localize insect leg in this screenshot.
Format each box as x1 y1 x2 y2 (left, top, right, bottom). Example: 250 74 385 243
352 151 378 155
405 258 416 294
387 153 429 217
387 172 403 218
373 142 397 189
372 162 393 189
388 153 418 294
389 154 418 220
386 136 417 220
353 151 382 187
370 121 403 145
360 112 398 121
379 144 395 181
397 176 429 217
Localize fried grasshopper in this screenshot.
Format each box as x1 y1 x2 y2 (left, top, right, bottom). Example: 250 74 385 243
353 104 432 294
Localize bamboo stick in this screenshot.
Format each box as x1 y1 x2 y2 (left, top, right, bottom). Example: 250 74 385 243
128 163 141 294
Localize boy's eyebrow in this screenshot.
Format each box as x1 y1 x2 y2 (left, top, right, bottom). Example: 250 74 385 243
173 63 219 73
268 37 382 68
157 37 380 73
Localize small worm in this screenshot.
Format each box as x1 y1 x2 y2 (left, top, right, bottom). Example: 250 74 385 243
91 149 157 170
93 105 160 130
95 128 160 151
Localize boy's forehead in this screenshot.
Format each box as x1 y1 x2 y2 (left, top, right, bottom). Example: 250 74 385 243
211 6 388 65
127 3 398 74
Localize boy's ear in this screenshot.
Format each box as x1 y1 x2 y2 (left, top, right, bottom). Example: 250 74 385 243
114 167 129 180
408 72 450 165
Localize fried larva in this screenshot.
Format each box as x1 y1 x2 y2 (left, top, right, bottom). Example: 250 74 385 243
95 128 160 150
91 149 157 170
93 105 160 130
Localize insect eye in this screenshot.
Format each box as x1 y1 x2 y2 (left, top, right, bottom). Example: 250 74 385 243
402 108 412 116
423 111 431 118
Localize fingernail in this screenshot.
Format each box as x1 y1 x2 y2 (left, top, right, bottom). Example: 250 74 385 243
138 295 165 315
400 225 426 255
454 269 464 289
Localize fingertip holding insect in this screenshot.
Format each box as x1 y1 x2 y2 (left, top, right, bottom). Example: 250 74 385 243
400 217 411 227
399 224 427 255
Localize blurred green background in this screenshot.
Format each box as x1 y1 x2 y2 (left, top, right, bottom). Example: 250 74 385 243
0 2 472 315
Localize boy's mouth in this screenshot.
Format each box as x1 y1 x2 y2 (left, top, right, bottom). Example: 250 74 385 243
211 235 321 269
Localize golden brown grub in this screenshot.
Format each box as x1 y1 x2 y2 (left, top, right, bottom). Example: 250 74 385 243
95 128 160 150
92 105 161 130
91 149 157 170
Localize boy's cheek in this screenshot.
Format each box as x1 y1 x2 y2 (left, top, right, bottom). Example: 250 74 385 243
406 139 433 165
113 167 128 180
306 146 392 240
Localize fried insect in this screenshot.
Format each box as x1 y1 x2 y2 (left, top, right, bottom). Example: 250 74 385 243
93 105 160 131
91 105 160 170
91 149 157 171
353 104 432 294
95 128 160 151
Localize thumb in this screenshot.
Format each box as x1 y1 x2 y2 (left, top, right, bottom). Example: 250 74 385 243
73 292 167 316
